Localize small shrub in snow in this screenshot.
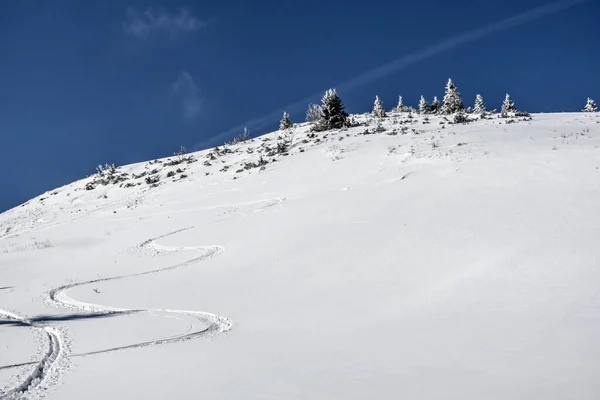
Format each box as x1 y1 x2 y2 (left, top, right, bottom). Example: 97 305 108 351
345 115 360 127
473 94 486 117
500 93 516 117
145 175 160 185
430 96 441 114
374 123 386 133
583 98 598 112
243 156 269 171
418 96 429 114
372 95 386 118
167 171 176 178
305 103 322 123
132 171 147 179
441 79 464 114
86 163 129 190
276 140 289 154
452 111 470 124
227 127 251 145
279 112 292 130
395 96 406 112
165 146 194 166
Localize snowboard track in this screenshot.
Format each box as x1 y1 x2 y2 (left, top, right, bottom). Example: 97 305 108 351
0 227 232 399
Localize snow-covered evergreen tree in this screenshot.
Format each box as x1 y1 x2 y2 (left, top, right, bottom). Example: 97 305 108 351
430 96 441 114
473 94 486 115
320 89 348 130
396 96 406 112
441 78 464 114
583 97 598 112
501 93 516 116
418 96 429 114
372 95 386 118
279 111 292 130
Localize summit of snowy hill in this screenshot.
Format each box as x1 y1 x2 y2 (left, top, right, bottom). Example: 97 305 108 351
2 111 600 400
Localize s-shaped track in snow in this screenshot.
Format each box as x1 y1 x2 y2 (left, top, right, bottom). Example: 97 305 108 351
0 227 232 400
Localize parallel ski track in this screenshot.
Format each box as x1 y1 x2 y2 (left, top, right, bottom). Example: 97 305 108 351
0 227 232 399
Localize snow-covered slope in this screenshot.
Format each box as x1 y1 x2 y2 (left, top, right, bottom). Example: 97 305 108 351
1 112 600 399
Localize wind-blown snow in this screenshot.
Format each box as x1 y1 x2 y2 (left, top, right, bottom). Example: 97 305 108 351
1 112 600 399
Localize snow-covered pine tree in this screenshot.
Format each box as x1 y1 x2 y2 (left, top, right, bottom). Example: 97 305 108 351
320 89 348 130
441 78 464 114
466 106 473 114
372 95 386 118
501 93 516 117
418 96 429 114
279 111 292 130
583 97 598 112
396 96 406 112
473 94 486 115
430 96 441 114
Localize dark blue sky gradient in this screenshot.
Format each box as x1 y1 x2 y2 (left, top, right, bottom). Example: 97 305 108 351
0 0 598 212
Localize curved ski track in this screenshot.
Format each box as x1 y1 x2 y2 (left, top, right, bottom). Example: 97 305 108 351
0 310 63 400
0 227 232 399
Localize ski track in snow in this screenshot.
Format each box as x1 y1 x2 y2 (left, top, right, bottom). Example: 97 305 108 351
0 228 233 399
0 310 64 400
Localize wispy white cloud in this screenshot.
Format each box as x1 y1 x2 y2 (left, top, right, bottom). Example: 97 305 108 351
195 0 590 149
171 71 202 121
124 7 208 39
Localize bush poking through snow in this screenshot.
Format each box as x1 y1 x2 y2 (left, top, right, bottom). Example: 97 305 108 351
473 94 486 116
452 111 470 124
395 96 406 113
145 175 160 185
242 156 269 171
372 96 386 118
441 79 464 114
583 98 598 112
226 127 251 145
418 96 429 114
430 96 441 114
85 163 129 190
279 112 292 130
374 123 386 133
306 103 322 123
500 93 516 117
277 140 289 154
165 146 195 166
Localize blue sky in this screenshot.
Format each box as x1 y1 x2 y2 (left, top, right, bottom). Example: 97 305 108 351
0 0 598 212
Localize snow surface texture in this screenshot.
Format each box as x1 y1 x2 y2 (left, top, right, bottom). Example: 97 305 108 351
1 112 600 399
